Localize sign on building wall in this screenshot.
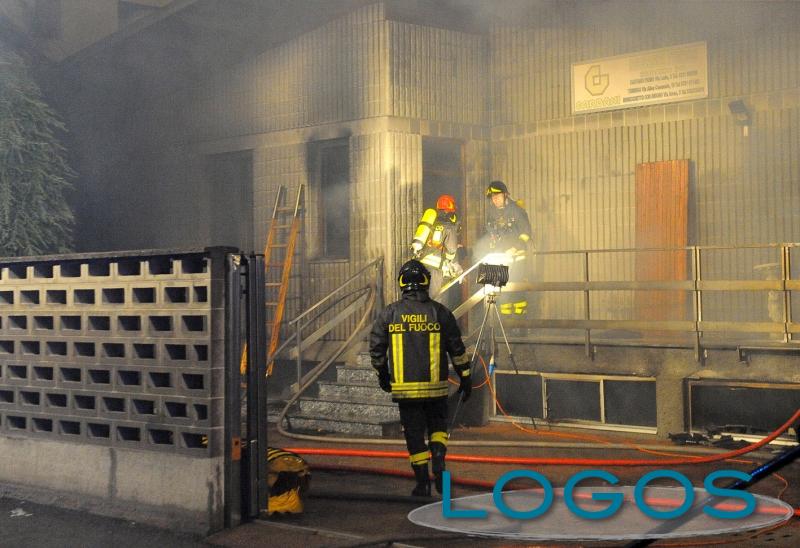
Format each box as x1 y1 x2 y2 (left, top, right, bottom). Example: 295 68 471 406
572 42 708 114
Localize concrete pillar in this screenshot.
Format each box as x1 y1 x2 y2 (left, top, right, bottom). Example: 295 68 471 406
656 375 685 438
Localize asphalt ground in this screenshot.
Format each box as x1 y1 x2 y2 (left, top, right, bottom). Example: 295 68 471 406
0 495 211 548
2 420 799 547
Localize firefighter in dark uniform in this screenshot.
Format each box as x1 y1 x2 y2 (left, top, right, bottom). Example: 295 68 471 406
410 194 464 310
370 260 471 496
484 180 533 315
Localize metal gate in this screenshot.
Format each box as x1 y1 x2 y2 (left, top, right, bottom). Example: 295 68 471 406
223 253 267 526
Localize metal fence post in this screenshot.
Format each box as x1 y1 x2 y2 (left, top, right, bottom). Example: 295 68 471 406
692 246 704 363
223 253 243 527
244 254 267 518
583 251 592 358
295 321 303 389
781 245 791 342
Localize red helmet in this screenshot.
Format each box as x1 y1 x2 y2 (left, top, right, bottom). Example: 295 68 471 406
436 194 457 213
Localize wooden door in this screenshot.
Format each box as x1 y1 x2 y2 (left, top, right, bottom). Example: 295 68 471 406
635 160 689 323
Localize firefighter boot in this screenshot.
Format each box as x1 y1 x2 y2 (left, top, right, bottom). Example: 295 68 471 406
411 463 431 497
431 443 447 495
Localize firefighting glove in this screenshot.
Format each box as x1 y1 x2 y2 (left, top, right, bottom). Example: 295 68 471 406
457 373 472 401
376 369 391 393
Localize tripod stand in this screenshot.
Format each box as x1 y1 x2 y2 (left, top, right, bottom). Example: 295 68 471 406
449 288 523 433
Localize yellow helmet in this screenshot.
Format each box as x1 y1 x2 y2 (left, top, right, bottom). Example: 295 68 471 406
485 180 509 196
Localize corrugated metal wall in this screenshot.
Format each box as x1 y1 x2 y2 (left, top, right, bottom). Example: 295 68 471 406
489 111 800 323
384 131 422 301
489 6 800 125
187 3 389 142
487 5 800 326
388 21 486 125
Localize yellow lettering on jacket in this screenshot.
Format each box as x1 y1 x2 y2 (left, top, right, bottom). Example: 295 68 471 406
408 322 440 332
389 321 441 333
400 314 428 322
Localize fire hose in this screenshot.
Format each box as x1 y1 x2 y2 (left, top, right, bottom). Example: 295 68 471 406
288 408 800 468
292 409 800 519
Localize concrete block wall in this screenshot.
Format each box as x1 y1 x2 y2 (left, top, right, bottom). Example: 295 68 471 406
0 249 228 533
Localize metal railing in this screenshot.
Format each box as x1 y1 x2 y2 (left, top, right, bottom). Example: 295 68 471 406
270 257 383 389
446 243 800 361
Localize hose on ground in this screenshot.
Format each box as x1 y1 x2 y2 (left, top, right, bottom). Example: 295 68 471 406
289 409 800 467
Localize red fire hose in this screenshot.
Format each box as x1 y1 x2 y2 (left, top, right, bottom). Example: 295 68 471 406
289 409 800 468
294 410 800 517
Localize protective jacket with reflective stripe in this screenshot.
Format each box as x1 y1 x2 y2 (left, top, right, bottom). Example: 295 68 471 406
412 209 461 272
486 199 532 252
370 290 468 401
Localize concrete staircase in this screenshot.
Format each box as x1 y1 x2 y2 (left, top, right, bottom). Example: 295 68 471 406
284 352 401 437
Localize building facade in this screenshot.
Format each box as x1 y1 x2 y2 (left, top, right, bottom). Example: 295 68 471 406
35 0 800 433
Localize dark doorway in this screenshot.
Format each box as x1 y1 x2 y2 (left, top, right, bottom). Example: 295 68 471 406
205 151 254 252
422 138 464 221
313 139 350 259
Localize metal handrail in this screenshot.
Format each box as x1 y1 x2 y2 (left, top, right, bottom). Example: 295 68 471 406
281 257 383 389
287 257 383 326
445 243 797 361
269 286 369 360
525 242 800 256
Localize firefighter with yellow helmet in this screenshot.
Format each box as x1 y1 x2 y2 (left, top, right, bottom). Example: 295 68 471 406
409 194 464 309
370 259 471 497
485 180 533 315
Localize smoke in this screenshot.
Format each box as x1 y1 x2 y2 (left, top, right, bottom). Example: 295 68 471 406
432 0 800 36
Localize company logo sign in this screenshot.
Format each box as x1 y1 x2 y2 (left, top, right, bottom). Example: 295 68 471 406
571 42 708 114
584 65 610 96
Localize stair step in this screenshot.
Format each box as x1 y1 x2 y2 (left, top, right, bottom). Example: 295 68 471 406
285 414 396 437
318 380 393 403
297 398 399 422
288 408 393 426
336 365 377 385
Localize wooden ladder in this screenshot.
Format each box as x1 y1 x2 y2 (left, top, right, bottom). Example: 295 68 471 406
240 184 304 376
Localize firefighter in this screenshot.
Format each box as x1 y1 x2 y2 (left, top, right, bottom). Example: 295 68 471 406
410 194 464 310
369 259 471 497
484 180 532 315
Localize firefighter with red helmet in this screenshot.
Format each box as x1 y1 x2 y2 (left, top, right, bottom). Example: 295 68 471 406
370 259 471 497
409 194 464 308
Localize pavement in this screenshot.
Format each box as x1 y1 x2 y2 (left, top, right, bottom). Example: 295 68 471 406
0 495 210 548
2 420 799 547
